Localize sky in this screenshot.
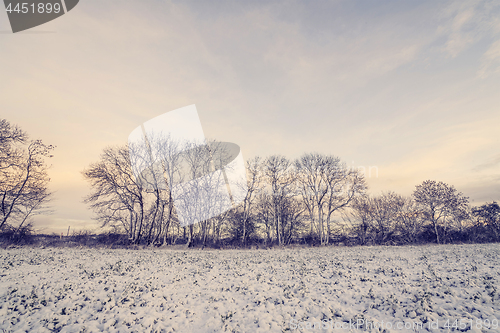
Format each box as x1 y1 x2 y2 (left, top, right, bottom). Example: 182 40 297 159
1 0 499 234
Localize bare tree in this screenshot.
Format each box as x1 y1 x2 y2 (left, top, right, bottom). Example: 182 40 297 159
172 140 235 246
0 119 28 161
295 153 330 243
263 155 296 245
235 156 264 246
279 195 305 245
0 119 53 232
295 153 367 245
83 145 145 243
84 135 244 247
348 192 405 245
472 201 500 241
413 180 469 244
209 207 232 246
348 196 373 245
369 192 406 244
84 136 185 245
323 166 366 244
394 196 425 244
254 191 274 245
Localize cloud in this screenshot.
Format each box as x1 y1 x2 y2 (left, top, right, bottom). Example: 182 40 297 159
478 39 500 78
473 154 500 172
437 0 500 58
460 177 500 204
443 7 476 57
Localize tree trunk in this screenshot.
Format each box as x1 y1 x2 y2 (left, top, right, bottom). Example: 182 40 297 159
434 220 440 244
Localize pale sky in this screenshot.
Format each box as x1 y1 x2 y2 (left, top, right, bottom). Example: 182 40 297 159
1 0 499 234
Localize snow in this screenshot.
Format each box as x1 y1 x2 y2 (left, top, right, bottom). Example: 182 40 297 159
1 244 499 332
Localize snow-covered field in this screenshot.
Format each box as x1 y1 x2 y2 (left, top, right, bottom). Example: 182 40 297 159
1 244 499 333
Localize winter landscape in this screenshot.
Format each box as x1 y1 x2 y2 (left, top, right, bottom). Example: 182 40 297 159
2 0 500 332
1 244 499 332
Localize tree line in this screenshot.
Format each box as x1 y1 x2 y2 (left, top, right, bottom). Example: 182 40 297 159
81 134 500 247
1 118 499 247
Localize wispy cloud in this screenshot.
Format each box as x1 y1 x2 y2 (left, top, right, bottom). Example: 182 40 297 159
473 154 500 172
443 6 476 57
435 0 500 59
478 39 500 77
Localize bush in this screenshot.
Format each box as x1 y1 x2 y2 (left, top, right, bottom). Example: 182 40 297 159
0 224 34 245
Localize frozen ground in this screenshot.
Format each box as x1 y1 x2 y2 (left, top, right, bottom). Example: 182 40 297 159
1 244 499 332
